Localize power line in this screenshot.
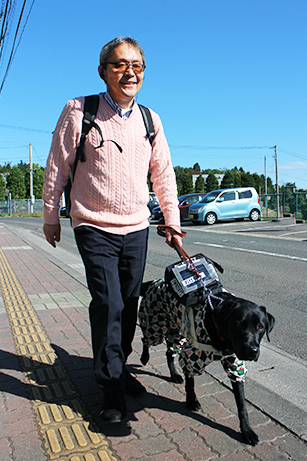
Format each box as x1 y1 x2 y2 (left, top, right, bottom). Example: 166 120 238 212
279 148 307 161
0 144 28 149
0 0 36 96
169 145 272 150
0 122 51 133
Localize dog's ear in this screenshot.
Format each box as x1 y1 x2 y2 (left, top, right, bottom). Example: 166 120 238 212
260 306 275 342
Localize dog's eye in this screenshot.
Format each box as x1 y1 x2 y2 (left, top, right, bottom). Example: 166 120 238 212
257 325 264 331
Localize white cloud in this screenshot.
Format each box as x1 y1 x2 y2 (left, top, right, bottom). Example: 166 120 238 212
279 161 307 171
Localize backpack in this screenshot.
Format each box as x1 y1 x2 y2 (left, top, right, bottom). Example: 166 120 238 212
63 94 155 218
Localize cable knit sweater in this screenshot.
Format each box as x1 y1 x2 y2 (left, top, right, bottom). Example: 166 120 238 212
43 94 180 234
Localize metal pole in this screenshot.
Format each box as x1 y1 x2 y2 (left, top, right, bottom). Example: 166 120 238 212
29 143 34 213
270 146 279 219
274 145 279 219
264 156 268 217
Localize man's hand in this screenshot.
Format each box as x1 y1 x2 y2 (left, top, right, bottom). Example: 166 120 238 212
164 225 183 249
43 223 61 248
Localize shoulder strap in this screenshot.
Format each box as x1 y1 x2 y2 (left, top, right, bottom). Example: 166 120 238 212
72 94 101 180
138 104 155 145
72 99 155 181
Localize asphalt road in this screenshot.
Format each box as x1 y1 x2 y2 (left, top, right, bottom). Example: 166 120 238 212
1 216 306 439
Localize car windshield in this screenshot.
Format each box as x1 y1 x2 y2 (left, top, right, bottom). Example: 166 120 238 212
199 191 221 203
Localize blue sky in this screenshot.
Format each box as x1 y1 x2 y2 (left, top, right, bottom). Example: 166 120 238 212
0 0 306 191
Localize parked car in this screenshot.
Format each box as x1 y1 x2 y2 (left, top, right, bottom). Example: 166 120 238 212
178 193 208 220
60 206 69 217
189 187 261 225
151 193 207 222
147 192 159 212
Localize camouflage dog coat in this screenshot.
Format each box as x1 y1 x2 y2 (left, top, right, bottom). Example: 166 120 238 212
139 279 247 382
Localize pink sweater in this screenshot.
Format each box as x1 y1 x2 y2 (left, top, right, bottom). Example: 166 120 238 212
43 95 180 234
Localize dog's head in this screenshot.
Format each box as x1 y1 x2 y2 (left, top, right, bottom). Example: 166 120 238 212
214 293 275 361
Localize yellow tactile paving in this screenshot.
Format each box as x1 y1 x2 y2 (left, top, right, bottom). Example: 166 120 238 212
0 249 117 461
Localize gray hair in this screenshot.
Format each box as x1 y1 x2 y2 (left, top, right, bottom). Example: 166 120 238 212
99 36 145 68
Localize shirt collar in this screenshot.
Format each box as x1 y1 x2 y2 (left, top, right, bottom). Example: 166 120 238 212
102 92 134 120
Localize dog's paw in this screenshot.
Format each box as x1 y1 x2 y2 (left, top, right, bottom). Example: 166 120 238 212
241 426 259 446
186 397 202 412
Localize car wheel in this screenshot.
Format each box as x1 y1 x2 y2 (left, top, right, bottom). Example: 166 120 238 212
205 212 217 225
249 209 260 221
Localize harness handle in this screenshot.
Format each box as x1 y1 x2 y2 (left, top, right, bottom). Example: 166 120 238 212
157 225 203 281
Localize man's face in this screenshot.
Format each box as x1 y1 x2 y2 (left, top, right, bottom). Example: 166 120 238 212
99 43 144 109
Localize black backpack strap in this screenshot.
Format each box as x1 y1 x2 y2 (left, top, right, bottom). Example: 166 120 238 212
72 94 101 180
138 104 155 145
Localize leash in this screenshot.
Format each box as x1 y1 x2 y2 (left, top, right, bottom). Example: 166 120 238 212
157 224 203 282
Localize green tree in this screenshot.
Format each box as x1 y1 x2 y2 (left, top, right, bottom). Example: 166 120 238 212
17 160 28 175
0 174 6 200
299 193 307 220
24 164 45 199
181 171 194 195
233 172 242 187
194 174 205 192
280 184 296 215
205 172 219 193
0 162 12 174
193 163 201 172
252 173 262 194
266 176 275 194
6 166 26 199
220 170 234 189
174 166 194 195
241 171 255 187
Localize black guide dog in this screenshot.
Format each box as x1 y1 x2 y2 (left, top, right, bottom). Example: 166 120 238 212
139 280 275 446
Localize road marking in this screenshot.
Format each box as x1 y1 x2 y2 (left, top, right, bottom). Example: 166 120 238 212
1 246 33 250
194 242 307 262
280 230 307 236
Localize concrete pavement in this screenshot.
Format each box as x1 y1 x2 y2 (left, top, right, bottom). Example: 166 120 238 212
0 221 306 461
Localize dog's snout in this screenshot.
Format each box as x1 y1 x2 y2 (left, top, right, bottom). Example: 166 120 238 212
248 345 260 360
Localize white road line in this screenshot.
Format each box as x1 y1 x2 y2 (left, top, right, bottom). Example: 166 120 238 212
193 242 307 262
280 230 307 236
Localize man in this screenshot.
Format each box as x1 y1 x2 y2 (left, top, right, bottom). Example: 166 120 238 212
43 36 182 423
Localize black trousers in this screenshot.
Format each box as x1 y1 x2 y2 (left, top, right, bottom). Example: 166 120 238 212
74 225 149 392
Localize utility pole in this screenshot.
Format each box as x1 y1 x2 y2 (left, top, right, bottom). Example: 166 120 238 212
270 145 279 219
264 156 267 195
264 156 268 218
29 143 34 213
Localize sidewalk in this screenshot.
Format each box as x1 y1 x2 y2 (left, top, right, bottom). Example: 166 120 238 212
0 223 306 461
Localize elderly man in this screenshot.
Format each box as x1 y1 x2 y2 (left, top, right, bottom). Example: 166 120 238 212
43 36 182 423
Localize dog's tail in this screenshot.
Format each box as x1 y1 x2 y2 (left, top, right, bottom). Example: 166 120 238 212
140 280 153 297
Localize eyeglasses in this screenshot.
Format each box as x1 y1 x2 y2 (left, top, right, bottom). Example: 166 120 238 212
106 61 146 74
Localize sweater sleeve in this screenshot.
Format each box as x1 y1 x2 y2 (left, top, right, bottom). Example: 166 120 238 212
148 111 180 227
43 98 83 224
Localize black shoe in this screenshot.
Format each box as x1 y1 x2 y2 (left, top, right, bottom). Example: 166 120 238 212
125 368 146 396
100 390 127 424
